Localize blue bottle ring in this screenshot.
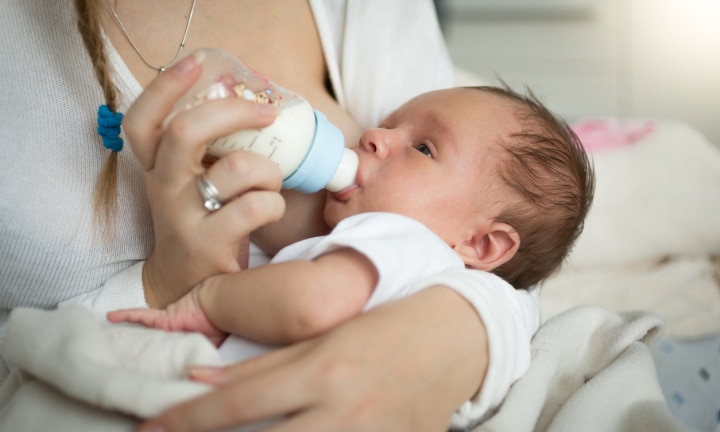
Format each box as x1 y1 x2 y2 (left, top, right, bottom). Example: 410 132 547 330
282 110 345 193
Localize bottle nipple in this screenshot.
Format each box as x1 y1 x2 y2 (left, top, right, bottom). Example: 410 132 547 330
325 149 359 192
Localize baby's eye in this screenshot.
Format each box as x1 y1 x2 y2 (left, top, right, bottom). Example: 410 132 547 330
415 143 433 158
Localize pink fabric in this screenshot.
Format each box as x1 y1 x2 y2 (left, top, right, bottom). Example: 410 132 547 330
572 118 656 152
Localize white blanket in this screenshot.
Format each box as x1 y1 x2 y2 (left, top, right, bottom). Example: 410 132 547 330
0 306 688 432
475 305 689 432
0 307 220 431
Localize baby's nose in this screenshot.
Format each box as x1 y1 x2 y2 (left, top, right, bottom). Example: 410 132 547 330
360 128 391 158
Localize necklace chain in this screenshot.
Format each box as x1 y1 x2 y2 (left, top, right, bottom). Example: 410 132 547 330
103 0 198 74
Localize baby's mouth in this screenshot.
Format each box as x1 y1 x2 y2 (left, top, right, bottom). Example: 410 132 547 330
331 184 359 202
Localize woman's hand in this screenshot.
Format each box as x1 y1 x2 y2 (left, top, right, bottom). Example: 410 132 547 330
136 286 489 432
122 52 286 308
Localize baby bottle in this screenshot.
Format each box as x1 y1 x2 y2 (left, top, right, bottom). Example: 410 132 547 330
170 48 358 193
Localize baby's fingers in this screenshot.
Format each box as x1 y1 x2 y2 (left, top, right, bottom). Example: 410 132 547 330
106 308 164 328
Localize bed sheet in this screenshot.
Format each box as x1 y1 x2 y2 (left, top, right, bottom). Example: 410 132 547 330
652 334 720 432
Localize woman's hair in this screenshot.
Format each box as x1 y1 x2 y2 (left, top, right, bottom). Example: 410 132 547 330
470 85 595 290
74 0 122 226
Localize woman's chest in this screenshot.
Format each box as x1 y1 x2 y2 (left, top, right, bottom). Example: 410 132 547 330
105 0 360 145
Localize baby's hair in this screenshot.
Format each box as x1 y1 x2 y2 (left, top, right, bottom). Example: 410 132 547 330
470 85 595 289
74 0 122 227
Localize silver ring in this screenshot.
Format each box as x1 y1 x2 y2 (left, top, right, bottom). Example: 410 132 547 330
197 172 223 212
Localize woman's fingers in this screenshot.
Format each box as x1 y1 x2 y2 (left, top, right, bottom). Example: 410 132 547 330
152 99 276 187
139 352 314 432
189 340 312 385
202 150 283 204
263 410 334 432
197 151 285 245
202 190 285 249
123 52 204 171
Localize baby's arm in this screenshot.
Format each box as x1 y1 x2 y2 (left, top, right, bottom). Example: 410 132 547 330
202 248 377 344
109 248 377 346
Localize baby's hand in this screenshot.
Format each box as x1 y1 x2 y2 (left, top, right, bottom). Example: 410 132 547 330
107 288 228 347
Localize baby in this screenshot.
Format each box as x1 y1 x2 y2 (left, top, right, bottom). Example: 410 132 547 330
110 84 594 373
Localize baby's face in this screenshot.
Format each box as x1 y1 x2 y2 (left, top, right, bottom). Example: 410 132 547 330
324 88 522 245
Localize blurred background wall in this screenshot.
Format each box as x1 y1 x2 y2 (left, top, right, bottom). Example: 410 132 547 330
437 0 720 148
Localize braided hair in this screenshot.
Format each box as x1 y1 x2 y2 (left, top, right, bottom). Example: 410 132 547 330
74 0 123 226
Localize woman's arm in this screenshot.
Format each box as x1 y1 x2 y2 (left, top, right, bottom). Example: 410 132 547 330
136 286 488 432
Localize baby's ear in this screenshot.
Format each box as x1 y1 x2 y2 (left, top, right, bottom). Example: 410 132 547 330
453 223 519 271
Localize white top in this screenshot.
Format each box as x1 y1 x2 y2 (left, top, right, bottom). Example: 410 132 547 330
226 213 540 428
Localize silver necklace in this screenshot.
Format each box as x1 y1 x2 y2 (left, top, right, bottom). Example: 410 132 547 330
103 0 198 74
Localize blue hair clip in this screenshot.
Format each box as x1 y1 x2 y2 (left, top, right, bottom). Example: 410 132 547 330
97 105 124 152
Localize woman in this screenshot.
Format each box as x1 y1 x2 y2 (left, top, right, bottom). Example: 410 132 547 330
0 1 538 430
